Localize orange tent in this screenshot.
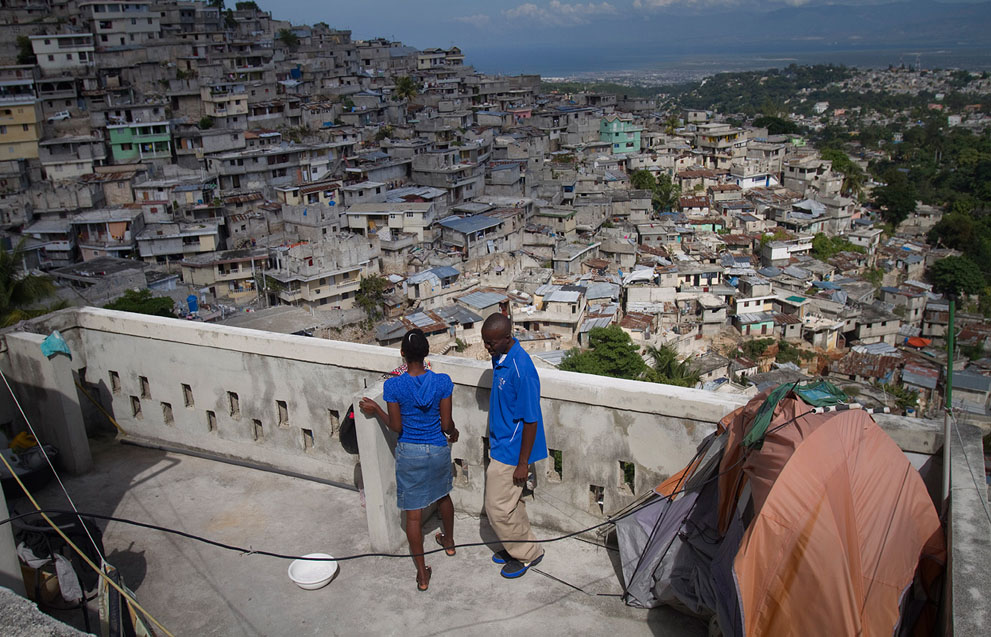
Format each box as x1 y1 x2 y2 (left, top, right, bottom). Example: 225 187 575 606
619 388 944 637
733 404 944 636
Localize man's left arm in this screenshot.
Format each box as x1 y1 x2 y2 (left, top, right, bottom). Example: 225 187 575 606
514 422 537 485
513 369 542 485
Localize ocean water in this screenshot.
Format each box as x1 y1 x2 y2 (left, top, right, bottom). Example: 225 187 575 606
465 45 991 81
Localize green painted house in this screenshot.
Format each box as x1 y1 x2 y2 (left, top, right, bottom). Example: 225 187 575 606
108 121 172 163
600 115 641 155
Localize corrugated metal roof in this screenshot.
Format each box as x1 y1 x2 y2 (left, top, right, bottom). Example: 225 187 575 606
438 214 502 234
902 364 939 390
544 289 583 304
429 265 460 279
584 282 618 300
852 342 899 355
736 312 775 324
533 350 569 367
955 371 991 393
457 291 506 309
579 316 613 333
406 270 440 285
406 312 436 328
435 305 482 325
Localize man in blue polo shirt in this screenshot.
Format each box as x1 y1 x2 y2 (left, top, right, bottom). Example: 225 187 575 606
481 313 548 579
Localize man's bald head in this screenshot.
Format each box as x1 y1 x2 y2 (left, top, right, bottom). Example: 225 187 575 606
482 312 512 337
481 313 513 359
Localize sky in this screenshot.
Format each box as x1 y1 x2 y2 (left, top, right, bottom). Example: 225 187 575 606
264 1 991 74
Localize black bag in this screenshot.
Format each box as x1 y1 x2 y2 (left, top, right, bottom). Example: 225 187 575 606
339 405 359 454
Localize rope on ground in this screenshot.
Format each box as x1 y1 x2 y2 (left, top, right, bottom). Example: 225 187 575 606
0 367 174 637
1 367 106 561
0 455 176 637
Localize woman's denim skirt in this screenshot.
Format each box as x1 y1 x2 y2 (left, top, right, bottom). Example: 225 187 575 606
395 442 453 511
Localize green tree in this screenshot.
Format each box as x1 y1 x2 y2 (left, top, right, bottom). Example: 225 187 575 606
881 383 919 412
644 345 702 388
0 241 61 326
820 147 866 197
651 173 680 212
393 76 420 102
873 170 917 227
930 256 985 297
276 29 299 49
207 0 225 8
104 289 176 318
811 233 865 260
560 326 647 380
234 1 259 9
629 169 656 192
355 275 388 320
753 115 799 135
374 125 393 142
15 36 35 65
198 116 214 129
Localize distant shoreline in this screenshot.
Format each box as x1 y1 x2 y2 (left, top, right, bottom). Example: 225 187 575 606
466 45 991 82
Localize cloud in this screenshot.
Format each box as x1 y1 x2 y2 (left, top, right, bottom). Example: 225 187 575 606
503 2 618 27
452 14 491 29
633 0 814 8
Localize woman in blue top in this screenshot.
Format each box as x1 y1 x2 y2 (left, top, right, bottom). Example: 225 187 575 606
359 329 459 592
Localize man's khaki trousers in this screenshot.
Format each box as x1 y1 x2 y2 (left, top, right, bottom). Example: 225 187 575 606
484 458 543 563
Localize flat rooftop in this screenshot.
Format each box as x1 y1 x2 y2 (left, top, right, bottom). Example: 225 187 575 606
29 438 705 636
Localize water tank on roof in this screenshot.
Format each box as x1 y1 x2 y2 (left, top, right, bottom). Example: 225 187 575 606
187 295 199 314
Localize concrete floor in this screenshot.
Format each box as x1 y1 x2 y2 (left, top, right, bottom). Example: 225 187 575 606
19 437 706 636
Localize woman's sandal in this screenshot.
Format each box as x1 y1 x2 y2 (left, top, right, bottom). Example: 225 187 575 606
416 566 432 592
435 532 456 556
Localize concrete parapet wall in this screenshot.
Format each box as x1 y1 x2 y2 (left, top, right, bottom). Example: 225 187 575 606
5 308 748 537
0 308 949 545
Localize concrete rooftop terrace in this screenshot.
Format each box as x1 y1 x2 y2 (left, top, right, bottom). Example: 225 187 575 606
28 437 706 637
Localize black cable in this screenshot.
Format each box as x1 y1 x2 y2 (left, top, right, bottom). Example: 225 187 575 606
0 453 752 564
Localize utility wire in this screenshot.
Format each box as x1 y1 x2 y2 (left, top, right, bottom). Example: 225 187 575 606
0 451 754 565
0 366 105 562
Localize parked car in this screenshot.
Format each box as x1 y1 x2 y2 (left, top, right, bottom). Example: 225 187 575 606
47 111 70 122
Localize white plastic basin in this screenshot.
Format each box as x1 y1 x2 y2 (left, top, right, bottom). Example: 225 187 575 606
288 553 338 590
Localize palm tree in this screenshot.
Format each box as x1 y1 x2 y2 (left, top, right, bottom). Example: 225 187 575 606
276 29 299 50
644 345 702 388
393 76 420 102
0 240 62 326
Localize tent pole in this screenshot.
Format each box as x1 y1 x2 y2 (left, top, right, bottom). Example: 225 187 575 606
941 297 954 505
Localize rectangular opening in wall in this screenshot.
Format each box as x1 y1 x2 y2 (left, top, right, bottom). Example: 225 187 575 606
139 375 150 399
547 449 563 481
589 484 604 515
228 391 240 419
252 419 263 441
453 458 468 487
481 436 490 470
277 400 289 428
327 409 339 436
161 402 174 425
206 410 216 432
130 396 142 419
182 383 194 408
109 370 120 394
301 428 314 451
619 461 635 494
